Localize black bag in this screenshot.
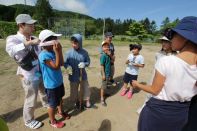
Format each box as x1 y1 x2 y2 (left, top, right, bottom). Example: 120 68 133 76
14 45 38 71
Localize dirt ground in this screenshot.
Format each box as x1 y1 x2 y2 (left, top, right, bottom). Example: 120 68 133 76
0 39 160 131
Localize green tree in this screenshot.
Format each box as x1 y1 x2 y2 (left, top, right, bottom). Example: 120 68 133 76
0 5 15 21
126 22 147 40
160 17 179 34
34 0 53 28
85 19 97 37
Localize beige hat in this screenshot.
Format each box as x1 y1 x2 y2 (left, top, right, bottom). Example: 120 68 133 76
39 29 62 42
15 14 37 24
101 41 109 46
159 36 170 42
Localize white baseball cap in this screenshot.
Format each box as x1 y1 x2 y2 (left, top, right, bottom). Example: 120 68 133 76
159 36 170 42
15 14 37 24
39 29 62 42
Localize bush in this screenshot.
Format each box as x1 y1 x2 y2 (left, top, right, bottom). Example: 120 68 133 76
0 21 17 38
0 21 44 39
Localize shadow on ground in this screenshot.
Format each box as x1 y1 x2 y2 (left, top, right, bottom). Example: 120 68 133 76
1 75 139 123
98 119 111 131
89 75 123 105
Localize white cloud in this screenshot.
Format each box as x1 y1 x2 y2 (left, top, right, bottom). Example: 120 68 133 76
0 0 89 14
51 0 88 14
0 0 36 6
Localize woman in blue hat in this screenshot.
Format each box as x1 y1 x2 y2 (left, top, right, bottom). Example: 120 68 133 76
132 16 197 131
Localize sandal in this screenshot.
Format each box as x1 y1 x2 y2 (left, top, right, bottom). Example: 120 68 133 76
49 119 64 128
25 120 42 129
57 112 71 120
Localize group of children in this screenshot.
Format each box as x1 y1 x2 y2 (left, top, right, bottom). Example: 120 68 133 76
38 30 92 128
34 26 183 129
37 28 145 128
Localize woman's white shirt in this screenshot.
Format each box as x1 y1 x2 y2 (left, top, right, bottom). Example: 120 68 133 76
153 55 197 102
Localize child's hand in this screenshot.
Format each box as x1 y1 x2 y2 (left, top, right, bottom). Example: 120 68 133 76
55 40 62 51
106 50 111 56
102 76 106 81
66 66 72 75
132 63 138 66
53 43 59 53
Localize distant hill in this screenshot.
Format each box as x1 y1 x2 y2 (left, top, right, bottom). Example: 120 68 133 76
0 4 95 22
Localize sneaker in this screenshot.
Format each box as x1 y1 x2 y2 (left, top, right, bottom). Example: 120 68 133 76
120 88 128 96
101 100 107 107
43 104 49 108
49 119 65 128
25 120 42 129
84 102 92 109
75 101 80 109
58 112 71 120
127 91 133 99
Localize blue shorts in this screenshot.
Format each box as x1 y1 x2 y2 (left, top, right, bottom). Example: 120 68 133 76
45 83 65 109
123 72 138 84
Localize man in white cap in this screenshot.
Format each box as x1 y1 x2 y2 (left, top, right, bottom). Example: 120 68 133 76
6 14 48 129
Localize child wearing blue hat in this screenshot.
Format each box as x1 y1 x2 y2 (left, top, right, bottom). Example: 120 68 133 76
132 16 197 131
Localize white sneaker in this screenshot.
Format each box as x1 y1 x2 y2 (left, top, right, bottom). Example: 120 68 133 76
25 120 42 129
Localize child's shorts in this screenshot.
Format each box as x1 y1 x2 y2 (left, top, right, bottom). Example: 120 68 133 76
123 72 138 84
101 78 110 90
45 83 65 109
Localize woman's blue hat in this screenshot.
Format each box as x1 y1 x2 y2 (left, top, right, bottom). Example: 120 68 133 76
172 16 197 44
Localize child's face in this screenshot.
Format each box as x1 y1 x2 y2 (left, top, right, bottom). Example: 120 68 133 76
102 44 109 53
171 33 187 51
71 41 79 50
161 40 172 52
132 48 140 55
43 45 53 51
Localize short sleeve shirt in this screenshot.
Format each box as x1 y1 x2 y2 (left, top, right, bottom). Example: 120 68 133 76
100 53 111 77
154 55 197 102
39 50 63 89
125 53 144 75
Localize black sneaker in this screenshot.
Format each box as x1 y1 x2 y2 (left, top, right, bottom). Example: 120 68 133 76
110 79 115 83
75 101 80 109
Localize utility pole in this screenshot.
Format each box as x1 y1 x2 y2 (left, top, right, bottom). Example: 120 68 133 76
24 0 26 5
102 18 105 40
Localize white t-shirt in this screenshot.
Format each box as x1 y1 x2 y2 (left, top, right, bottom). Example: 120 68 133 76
153 55 197 102
125 53 144 75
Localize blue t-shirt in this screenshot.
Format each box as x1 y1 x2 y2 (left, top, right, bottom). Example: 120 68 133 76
100 53 111 78
39 50 63 89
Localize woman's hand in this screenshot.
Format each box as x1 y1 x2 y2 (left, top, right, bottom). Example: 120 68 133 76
132 80 139 88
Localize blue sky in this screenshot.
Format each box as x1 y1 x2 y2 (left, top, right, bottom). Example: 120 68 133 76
0 0 197 27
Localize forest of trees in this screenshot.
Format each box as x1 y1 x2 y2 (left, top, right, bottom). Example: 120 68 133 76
0 0 180 42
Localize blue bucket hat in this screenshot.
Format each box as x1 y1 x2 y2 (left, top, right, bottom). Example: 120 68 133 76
172 16 197 44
